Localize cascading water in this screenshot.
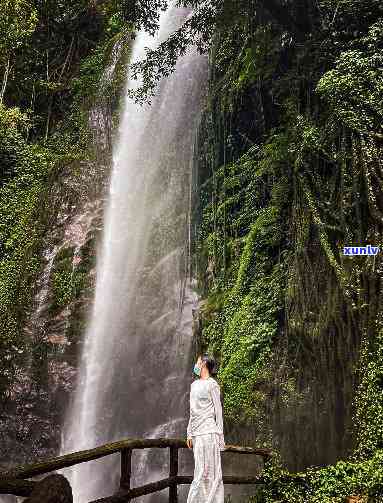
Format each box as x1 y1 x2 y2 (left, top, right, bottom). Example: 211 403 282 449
59 3 207 502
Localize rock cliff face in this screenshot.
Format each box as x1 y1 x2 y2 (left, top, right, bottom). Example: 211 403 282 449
0 35 127 473
0 151 108 473
188 3 383 475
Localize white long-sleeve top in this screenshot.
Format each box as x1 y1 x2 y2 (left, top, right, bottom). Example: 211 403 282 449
186 376 226 451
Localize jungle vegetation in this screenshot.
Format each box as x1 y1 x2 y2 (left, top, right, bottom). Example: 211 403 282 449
0 0 382 501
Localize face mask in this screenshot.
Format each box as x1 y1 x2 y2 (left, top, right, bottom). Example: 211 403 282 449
193 364 201 376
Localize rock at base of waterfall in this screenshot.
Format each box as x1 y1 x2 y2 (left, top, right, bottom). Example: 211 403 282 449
24 474 72 503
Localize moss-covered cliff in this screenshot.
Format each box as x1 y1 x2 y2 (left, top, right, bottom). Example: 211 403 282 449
189 0 383 500
0 1 131 468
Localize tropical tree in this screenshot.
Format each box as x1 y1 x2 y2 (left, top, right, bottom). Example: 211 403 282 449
0 0 38 103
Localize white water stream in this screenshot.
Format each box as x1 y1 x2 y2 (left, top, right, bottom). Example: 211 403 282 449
59 4 207 502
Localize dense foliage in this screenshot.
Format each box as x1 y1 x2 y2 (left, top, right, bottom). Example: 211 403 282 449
0 0 382 501
0 0 130 396
172 0 381 500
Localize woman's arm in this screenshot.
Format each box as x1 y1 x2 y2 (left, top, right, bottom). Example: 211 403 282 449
210 381 226 451
187 413 192 439
187 388 192 440
186 389 193 449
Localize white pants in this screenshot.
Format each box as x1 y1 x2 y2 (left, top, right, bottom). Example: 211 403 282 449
186 432 224 503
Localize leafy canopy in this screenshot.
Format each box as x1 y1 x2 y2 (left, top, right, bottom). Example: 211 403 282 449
0 0 37 59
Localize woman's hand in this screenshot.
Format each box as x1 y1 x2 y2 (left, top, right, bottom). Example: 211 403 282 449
218 433 225 451
186 437 193 449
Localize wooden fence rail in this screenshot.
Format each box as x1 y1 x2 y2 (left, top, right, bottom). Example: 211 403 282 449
0 437 273 502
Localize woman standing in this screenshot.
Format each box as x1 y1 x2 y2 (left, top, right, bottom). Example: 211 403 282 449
186 353 225 503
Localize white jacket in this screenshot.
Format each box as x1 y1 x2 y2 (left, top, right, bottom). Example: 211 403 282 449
186 376 225 451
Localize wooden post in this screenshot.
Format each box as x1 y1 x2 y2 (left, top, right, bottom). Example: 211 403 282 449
169 446 178 503
120 448 132 490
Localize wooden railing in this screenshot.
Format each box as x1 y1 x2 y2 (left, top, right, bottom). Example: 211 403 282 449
0 437 273 502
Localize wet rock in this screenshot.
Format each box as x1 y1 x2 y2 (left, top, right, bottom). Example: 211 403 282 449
24 474 72 503
0 71 112 475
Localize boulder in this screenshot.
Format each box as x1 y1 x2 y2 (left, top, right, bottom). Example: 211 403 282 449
24 473 72 503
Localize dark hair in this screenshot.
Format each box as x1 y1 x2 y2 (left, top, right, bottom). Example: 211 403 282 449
200 353 217 375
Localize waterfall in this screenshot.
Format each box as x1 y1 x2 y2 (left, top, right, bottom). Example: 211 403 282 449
59 3 207 502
